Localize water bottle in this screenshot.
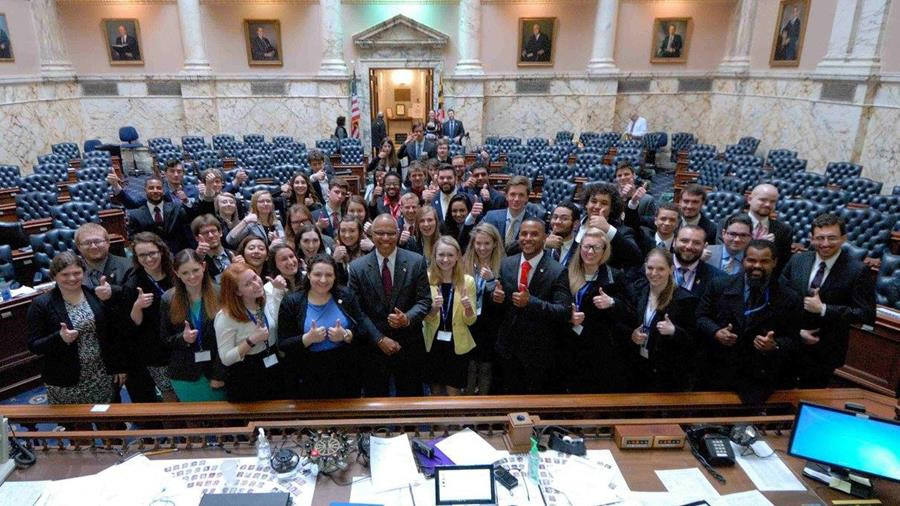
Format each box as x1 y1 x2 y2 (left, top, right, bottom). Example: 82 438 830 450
256 427 271 465
0 277 11 302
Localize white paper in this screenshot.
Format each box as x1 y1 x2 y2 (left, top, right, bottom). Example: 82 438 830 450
554 457 621 505
90 404 110 412
0 480 49 506
194 350 211 362
731 442 805 491
655 468 721 500
435 428 501 466
369 434 420 492
622 491 706 506
712 490 774 506
350 475 434 506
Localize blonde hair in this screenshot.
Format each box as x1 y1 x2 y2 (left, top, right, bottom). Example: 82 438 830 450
568 228 612 293
250 190 277 227
462 222 503 277
416 206 440 261
427 236 465 287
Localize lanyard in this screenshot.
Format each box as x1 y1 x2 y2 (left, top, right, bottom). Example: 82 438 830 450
440 285 454 331
246 308 270 349
560 245 574 266
190 304 204 350
575 281 594 310
744 286 770 316
642 306 657 333
147 276 165 296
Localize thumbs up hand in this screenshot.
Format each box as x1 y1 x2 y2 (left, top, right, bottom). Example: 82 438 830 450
492 282 506 303
631 325 648 345
133 287 154 309
304 319 327 346
592 286 614 310
328 319 351 343
387 307 409 329
803 288 823 314
182 320 198 344
656 313 676 336
512 283 530 308
266 275 287 292
571 303 585 327
59 322 79 344
94 275 112 301
753 330 777 352
471 201 483 218
432 292 444 314
715 323 738 346
250 319 269 345
800 328 820 345
480 184 491 202
460 285 474 315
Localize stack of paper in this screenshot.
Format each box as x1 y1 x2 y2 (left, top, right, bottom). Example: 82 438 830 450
434 428 501 466
369 434 421 493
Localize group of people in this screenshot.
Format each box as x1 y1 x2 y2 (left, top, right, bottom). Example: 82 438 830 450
26 144 876 407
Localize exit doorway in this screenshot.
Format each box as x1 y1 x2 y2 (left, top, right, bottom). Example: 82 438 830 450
369 68 433 145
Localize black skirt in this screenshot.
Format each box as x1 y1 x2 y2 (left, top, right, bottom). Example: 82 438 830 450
425 336 469 389
225 352 284 402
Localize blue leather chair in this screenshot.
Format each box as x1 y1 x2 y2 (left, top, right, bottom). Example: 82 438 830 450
243 134 266 146
800 187 849 213
531 151 557 170
613 152 642 169
271 148 294 166
790 171 827 189
497 137 522 155
738 136 760 155
575 153 604 171
0 165 21 189
719 176 752 195
272 135 294 148
249 167 274 183
776 198 827 247
541 179 576 211
51 201 101 230
34 163 69 183
766 149 797 164
841 177 883 204
270 165 298 185
771 157 807 179
236 147 259 166
83 139 103 154
702 191 745 225
240 184 281 202
824 162 862 186
724 144 751 161
874 252 899 309
481 145 501 162
579 132 599 146
543 163 574 183
148 137 175 151
617 139 643 150
182 136 208 151
696 160 730 188
578 145 606 156
69 180 112 209
315 139 338 156
75 166 109 182
671 132 696 153
733 166 765 187
599 132 621 145
20 173 59 193
730 154 764 169
15 191 58 221
868 195 900 216
573 165 602 181
340 146 364 165
838 207 893 258
595 164 616 183
119 125 143 174
82 153 112 168
0 244 20 289
30 229 77 284
551 142 577 159
212 134 236 150
484 136 500 146
555 131 574 143
527 137 549 150
892 185 900 196
506 152 529 167
37 153 68 166
763 178 800 199
52 142 80 161
643 132 668 152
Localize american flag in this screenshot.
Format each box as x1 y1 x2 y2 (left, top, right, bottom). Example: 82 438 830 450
350 71 360 139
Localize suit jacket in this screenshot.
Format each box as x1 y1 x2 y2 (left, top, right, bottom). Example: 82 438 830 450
658 34 683 57
494 254 571 371
680 261 726 299
347 248 432 348
441 119 465 141
83 253 136 302
704 245 743 275
764 218 793 276
159 288 226 382
523 33 551 62
277 285 366 354
483 207 540 256
696 274 801 401
624 206 671 257
311 206 342 238
123 271 174 368
127 201 190 254
463 185 507 212
607 223 643 276
26 287 125 386
371 119 387 148
779 251 876 372
113 34 140 60
430 189 471 223
251 36 277 60
398 139 437 163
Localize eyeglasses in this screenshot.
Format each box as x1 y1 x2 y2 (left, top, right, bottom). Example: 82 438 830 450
137 250 161 260
372 231 398 238
78 239 107 247
581 244 604 252
724 231 751 239
812 235 842 243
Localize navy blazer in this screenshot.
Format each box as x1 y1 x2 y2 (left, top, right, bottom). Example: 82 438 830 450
680 261 726 299
276 285 366 355
126 201 191 254
398 139 437 163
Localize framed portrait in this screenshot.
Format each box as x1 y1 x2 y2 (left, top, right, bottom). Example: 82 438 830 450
102 19 143 65
769 0 808 67
0 14 14 62
517 17 556 67
396 103 406 117
244 19 282 66
650 17 691 64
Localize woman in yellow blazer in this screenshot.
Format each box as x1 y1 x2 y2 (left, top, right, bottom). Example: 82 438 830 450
424 235 477 396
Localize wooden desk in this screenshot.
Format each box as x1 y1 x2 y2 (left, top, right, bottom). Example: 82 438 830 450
838 310 900 396
0 286 50 400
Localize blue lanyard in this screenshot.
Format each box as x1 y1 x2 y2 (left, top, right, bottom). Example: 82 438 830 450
744 287 770 316
246 308 270 349
440 286 454 331
147 276 165 296
574 281 594 310
642 306 657 333
190 306 204 349
560 245 574 266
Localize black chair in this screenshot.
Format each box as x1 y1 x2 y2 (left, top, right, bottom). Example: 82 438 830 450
837 207 893 259
119 125 143 175
0 245 20 289
702 191 745 225
34 163 69 183
555 131 574 143
868 195 900 216
874 252 899 309
841 177 883 204
771 157 807 179
543 163 573 183
52 142 80 161
800 187 849 213
527 137 550 150
696 160 731 188
75 166 109 182
15 191 58 221
671 132 696 153
69 180 112 209
37 153 68 166
825 162 862 187
541 179 576 211
776 198 827 247
790 171 828 189
737 136 760 154
719 176 753 195
51 201 101 230
30 229 77 283
0 222 29 249
763 178 800 199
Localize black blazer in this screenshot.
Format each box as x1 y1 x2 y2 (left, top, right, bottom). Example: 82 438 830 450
750 218 793 276
682 261 726 299
122 271 174 368
494 253 571 370
628 281 698 391
83 253 136 302
26 287 126 386
127 201 190 254
277 286 365 355
696 274 801 400
441 119 465 140
779 251 876 371
607 222 643 276
158 288 225 382
347 248 432 347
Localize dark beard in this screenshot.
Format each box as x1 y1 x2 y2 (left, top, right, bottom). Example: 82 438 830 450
746 273 770 291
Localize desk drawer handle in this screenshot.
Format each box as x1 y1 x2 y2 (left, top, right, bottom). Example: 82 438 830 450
1 311 11 319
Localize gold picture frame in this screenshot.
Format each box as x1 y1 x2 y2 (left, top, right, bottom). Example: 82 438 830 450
102 18 143 66
0 13 14 62
650 17 691 64
769 0 808 67
396 103 406 117
244 19 283 67
517 17 557 67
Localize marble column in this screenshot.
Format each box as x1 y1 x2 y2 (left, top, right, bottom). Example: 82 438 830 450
30 0 75 78
718 0 757 73
817 0 891 76
454 0 484 75
319 0 349 75
176 0 211 74
587 0 620 74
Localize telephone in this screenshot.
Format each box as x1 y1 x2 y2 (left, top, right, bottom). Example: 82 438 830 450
685 425 735 484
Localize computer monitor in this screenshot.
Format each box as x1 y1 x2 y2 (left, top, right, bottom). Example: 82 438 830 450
788 402 900 482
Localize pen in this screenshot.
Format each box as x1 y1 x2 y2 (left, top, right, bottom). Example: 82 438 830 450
537 481 547 506
144 448 179 457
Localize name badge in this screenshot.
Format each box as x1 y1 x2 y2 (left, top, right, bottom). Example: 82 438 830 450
194 351 211 363
437 330 453 342
476 305 483 316
263 353 279 368
572 324 584 335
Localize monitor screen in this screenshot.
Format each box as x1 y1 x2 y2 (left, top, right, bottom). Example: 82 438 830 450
788 402 900 482
435 465 496 504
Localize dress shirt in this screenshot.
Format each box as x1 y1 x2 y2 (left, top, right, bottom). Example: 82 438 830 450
750 214 770 236
654 233 673 250
808 250 841 316
375 248 398 283
559 237 575 264
506 209 526 244
682 215 701 227
439 189 457 219
626 117 647 137
721 248 744 274
517 251 544 286
673 257 699 290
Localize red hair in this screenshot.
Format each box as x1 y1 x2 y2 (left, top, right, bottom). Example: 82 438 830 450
219 262 263 322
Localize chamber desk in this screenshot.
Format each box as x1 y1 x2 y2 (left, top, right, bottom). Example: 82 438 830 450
3 389 898 505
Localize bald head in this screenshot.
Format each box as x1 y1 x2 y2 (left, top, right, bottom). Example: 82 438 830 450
749 184 779 219
372 213 400 256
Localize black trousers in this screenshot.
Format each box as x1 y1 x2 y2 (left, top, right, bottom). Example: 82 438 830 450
225 352 285 402
362 337 424 397
296 345 361 400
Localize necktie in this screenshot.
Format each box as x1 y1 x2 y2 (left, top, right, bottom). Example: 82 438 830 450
810 261 827 290
519 261 531 288
676 267 688 287
416 142 422 159
552 248 560 261
505 217 519 246
381 257 393 298
331 211 339 230
724 256 735 275
153 206 163 225
657 241 666 250
753 221 766 239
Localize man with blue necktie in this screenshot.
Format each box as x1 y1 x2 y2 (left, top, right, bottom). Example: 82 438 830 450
441 109 466 144
705 213 753 276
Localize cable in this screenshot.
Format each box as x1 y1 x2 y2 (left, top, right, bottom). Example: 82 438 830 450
7 425 36 469
688 445 726 484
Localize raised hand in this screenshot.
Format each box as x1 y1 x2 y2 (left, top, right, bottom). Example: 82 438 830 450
94 275 112 301
512 283 530 308
250 320 269 345
803 288 824 314
399 229 411 245
431 292 444 314
243 212 258 225
753 330 777 352
196 240 211 257
631 326 648 345
571 303 585 327
280 183 291 196
480 266 494 281
460 286 473 314
480 184 491 202
387 307 409 329
492 282 506 303
620 182 634 198
316 215 331 231
266 275 287 291
59 322 79 344
133 287 154 309
182 320 198 344
587 214 611 233
305 319 326 345
630 185 646 207
232 255 245 264
333 245 349 263
656 313 675 336
374 184 383 198
715 323 738 346
544 233 563 249
328 319 350 343
592 286 614 310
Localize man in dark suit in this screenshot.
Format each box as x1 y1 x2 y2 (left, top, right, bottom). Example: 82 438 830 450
657 24 683 58
113 24 140 61
678 184 719 245
705 213 753 275
126 177 189 255
673 225 725 299
191 214 235 283
696 240 801 403
250 26 277 60
371 112 387 154
75 222 134 302
780 213 876 388
482 176 536 255
617 164 657 229
625 201 680 257
398 122 436 164
462 164 507 212
441 109 465 144
492 218 571 393
430 164 471 223
348 214 432 396
311 179 349 238
576 183 643 276
748 183 792 276
546 201 580 267
521 23 551 62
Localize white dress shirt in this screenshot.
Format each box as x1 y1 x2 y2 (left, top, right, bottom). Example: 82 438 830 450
147 202 163 221
808 251 841 291
626 117 647 137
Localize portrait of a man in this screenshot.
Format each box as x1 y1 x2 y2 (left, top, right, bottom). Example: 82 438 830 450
770 0 808 66
0 14 13 62
650 18 690 63
518 18 556 67
103 19 143 65
244 20 282 66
